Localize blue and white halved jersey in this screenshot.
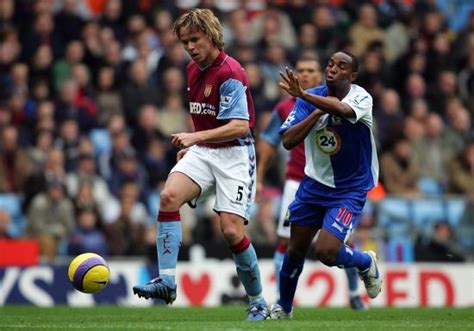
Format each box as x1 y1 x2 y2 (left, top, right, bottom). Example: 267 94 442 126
279 84 379 192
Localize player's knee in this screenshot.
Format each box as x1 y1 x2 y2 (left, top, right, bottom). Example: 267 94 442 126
315 246 338 265
159 189 182 210
287 246 306 261
221 225 241 246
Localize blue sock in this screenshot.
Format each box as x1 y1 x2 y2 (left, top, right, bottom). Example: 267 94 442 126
345 267 360 297
273 246 286 296
157 211 182 286
331 245 371 271
232 236 265 304
278 254 304 314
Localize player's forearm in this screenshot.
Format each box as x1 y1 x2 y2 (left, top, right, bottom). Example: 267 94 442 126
196 119 249 143
301 91 355 119
282 110 323 150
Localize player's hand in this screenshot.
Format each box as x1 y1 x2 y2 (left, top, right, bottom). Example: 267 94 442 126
171 132 200 149
279 67 305 98
176 148 189 161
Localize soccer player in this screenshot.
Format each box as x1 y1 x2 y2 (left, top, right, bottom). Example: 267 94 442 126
132 9 269 321
269 51 382 319
257 56 367 310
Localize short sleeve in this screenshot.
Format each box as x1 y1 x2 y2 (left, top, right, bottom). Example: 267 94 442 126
341 90 373 124
279 97 316 135
217 78 249 120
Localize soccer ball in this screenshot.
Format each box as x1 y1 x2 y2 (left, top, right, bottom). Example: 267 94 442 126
68 253 110 294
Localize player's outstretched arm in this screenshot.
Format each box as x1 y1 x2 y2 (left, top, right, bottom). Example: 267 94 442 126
282 110 323 150
279 67 355 119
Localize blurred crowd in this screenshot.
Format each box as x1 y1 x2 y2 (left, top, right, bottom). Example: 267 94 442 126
0 0 473 262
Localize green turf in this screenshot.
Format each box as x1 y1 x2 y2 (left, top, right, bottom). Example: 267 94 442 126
0 306 473 330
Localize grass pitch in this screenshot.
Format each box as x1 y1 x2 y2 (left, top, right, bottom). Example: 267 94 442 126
0 306 473 330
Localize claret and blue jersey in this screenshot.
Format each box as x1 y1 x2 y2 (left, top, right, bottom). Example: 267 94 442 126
187 51 255 148
279 84 379 192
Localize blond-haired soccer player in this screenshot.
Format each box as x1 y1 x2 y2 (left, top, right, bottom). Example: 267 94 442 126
133 9 269 321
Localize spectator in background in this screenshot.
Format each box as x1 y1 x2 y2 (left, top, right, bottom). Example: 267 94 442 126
29 45 54 85
408 98 429 124
222 8 252 50
52 40 85 91
121 59 159 128
415 221 466 262
154 40 188 89
403 112 426 146
448 141 474 194
156 94 189 136
457 48 474 113
380 135 421 197
142 138 169 189
71 63 94 98
99 39 126 83
27 128 54 172
121 14 149 62
384 12 414 64
0 126 33 193
412 113 451 194
425 33 455 83
260 41 290 101
158 66 186 106
99 0 126 44
7 89 27 129
357 45 388 99
309 5 338 63
0 0 14 29
103 180 148 256
55 79 97 133
94 66 123 127
402 73 427 112
97 128 132 181
23 148 65 210
107 148 148 202
393 50 427 97
427 70 459 116
130 104 166 157
25 79 52 127
66 152 117 223
26 176 75 261
54 119 80 172
249 6 297 50
349 3 385 57
68 206 108 256
444 106 472 156
21 12 62 60
244 62 275 116
54 0 85 44
81 21 103 70
374 88 404 150
297 23 318 52
7 63 29 99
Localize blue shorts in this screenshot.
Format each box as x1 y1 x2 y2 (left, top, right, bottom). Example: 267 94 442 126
286 176 367 242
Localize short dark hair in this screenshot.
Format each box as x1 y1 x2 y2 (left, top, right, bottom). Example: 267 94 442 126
339 50 359 73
